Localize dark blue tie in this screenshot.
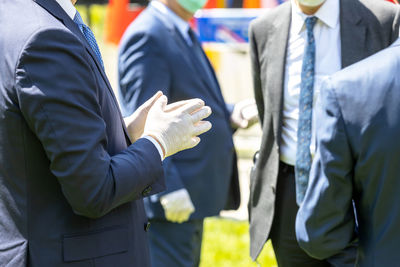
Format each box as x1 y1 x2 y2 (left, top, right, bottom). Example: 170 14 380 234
295 16 318 205
73 11 104 68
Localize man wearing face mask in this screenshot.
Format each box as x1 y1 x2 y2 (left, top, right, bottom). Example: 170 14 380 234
118 0 258 266
248 0 400 266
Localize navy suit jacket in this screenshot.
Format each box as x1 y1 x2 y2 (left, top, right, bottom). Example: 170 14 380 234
0 0 165 266
296 39 400 266
118 4 240 219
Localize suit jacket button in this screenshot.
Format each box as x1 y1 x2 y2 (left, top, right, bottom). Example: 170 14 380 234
144 222 151 232
142 186 152 196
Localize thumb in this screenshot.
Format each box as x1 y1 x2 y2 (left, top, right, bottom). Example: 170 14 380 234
153 94 168 111
137 91 163 113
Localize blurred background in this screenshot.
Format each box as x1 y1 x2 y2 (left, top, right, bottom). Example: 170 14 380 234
74 0 397 265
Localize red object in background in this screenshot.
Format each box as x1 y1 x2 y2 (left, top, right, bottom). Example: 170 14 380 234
387 0 399 4
105 0 144 45
204 0 217 8
105 0 209 45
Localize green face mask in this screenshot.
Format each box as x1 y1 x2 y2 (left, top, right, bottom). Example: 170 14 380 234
177 0 207 14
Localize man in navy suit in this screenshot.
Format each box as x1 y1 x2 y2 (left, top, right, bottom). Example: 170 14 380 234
0 0 212 266
296 40 400 266
118 0 257 266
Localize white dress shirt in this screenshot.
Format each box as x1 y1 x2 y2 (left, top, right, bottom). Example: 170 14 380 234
55 0 76 19
54 0 164 160
280 0 341 165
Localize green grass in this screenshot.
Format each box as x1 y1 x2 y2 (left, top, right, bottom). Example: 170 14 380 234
201 218 277 267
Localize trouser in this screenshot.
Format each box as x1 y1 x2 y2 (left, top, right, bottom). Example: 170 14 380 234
269 161 331 267
148 219 203 267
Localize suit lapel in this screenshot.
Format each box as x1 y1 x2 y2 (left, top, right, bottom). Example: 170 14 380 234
34 0 132 144
340 0 366 68
150 5 225 105
176 31 226 104
201 48 232 120
35 0 107 84
148 5 197 77
266 4 291 143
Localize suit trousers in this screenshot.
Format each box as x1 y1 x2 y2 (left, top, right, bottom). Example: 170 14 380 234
148 219 204 267
269 162 330 267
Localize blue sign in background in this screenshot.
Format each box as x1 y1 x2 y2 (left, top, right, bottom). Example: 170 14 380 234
195 9 264 43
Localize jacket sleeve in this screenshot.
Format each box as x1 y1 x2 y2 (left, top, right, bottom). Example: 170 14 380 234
295 78 357 259
118 31 185 196
15 28 164 219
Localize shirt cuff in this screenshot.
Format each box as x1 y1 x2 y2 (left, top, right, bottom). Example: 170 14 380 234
142 135 164 161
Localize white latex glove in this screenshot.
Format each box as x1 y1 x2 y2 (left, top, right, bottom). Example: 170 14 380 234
143 95 212 158
124 91 163 142
160 189 195 223
230 99 259 129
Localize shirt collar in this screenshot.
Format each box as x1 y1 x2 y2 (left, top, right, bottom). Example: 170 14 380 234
55 0 77 20
151 1 191 39
291 0 339 35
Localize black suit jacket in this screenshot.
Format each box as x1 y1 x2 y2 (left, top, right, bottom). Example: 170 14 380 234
0 0 165 266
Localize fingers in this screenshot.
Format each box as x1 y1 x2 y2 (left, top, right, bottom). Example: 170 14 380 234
236 98 256 109
165 210 179 223
165 212 187 223
187 136 201 149
146 91 164 107
164 100 192 112
193 121 212 136
190 106 212 123
138 91 163 112
177 205 195 223
176 98 205 114
153 94 168 111
237 118 249 129
241 103 258 121
183 121 211 150
165 207 195 223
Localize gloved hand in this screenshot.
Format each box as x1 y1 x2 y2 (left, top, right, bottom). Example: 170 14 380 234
124 91 163 142
143 95 212 158
160 189 195 223
230 99 259 129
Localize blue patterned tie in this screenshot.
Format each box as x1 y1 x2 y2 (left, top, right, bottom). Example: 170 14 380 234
295 16 318 205
73 11 104 68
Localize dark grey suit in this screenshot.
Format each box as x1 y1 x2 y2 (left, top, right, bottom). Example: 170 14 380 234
296 39 400 267
0 0 165 266
249 0 400 262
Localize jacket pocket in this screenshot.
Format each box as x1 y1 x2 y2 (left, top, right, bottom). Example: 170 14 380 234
63 225 128 262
